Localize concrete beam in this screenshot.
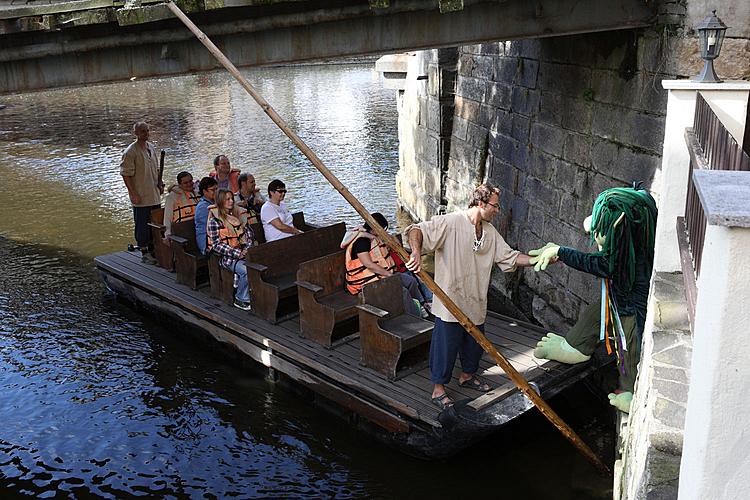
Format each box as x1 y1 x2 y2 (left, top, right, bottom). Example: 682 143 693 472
0 0 655 94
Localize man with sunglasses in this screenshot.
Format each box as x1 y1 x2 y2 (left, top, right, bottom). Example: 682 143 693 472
260 179 302 242
405 183 534 410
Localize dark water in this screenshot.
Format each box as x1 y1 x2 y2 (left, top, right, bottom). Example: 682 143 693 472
0 65 613 498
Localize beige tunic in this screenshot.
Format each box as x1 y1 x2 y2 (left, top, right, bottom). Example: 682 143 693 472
119 141 160 207
405 210 519 325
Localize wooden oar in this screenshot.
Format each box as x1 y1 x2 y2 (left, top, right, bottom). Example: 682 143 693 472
164 1 609 475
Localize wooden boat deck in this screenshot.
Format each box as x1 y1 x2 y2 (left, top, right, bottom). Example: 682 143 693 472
96 250 593 435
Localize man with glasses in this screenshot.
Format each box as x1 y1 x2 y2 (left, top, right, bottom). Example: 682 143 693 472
260 179 302 242
195 177 219 254
405 183 534 410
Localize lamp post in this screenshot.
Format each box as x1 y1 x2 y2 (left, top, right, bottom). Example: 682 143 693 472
693 10 728 83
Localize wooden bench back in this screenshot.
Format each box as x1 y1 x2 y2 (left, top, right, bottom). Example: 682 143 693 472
249 211 308 245
297 250 346 297
361 274 404 317
150 207 165 226
172 220 200 255
246 222 346 279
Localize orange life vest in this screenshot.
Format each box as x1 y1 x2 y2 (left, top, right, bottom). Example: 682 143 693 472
209 169 241 193
344 233 396 295
172 189 200 223
207 207 247 251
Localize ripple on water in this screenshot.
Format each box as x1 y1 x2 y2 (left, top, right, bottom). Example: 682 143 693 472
0 65 399 259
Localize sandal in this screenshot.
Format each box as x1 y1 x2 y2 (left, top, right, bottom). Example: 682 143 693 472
458 375 492 392
431 393 454 410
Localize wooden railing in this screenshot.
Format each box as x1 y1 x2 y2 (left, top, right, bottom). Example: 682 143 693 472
678 93 750 329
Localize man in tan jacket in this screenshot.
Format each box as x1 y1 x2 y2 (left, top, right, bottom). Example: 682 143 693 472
120 122 162 263
405 183 534 409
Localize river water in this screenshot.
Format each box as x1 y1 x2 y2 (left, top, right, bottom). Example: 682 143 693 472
0 64 612 498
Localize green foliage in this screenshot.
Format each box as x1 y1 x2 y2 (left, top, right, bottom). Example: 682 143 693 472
582 87 595 102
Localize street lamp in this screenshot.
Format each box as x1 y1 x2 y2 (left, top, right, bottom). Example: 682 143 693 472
693 10 728 83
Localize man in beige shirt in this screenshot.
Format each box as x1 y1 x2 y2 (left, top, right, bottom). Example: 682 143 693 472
406 183 533 409
120 121 163 263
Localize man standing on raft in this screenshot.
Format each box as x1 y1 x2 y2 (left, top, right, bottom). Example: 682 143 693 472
405 183 534 409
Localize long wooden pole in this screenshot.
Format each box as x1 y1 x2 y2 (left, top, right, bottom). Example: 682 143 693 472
165 1 609 474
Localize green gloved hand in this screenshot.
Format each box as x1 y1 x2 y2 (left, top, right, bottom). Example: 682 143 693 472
528 242 557 257
528 243 560 271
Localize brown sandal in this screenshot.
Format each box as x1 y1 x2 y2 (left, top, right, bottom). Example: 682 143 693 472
431 393 454 410
459 375 492 392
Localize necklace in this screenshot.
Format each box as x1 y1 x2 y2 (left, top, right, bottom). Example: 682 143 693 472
473 228 485 252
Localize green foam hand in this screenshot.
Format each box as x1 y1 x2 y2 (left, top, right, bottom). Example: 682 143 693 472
528 243 560 271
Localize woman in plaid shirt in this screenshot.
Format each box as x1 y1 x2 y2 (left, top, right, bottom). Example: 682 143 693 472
207 189 256 310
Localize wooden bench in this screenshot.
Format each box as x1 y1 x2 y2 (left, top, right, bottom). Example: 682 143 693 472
207 253 235 304
209 211 314 306
248 211 314 245
357 274 433 380
246 222 346 323
169 220 208 290
296 250 359 347
148 208 173 270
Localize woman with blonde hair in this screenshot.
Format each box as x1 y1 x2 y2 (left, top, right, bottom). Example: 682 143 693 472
207 189 256 310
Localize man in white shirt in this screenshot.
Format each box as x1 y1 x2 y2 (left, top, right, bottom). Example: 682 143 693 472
260 179 302 242
406 183 534 409
120 122 163 264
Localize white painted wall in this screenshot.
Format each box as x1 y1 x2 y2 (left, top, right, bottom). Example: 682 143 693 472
653 81 750 274
679 224 750 499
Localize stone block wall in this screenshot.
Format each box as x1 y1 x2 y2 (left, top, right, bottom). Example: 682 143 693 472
395 49 457 221
447 30 672 329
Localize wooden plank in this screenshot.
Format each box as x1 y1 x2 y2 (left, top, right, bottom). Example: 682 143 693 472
98 253 441 425
0 0 113 20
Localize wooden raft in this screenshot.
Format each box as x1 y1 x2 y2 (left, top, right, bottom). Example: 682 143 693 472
96 250 591 432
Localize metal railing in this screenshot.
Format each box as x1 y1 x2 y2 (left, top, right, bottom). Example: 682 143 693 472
679 93 750 329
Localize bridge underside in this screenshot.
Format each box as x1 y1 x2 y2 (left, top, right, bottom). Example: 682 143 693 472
0 0 654 94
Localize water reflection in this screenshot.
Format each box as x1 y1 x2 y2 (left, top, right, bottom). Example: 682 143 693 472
0 65 398 258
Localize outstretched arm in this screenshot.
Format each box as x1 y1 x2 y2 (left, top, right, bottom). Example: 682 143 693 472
405 228 423 273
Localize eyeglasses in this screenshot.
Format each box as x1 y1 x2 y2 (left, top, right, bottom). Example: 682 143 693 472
274 189 288 194
487 202 500 209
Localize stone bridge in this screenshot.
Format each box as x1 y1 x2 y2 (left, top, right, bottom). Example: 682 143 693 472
0 0 655 93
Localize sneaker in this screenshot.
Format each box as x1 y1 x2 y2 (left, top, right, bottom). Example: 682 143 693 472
233 299 252 311
141 253 158 265
413 299 429 319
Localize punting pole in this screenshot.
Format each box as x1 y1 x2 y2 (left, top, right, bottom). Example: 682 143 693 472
164 1 609 474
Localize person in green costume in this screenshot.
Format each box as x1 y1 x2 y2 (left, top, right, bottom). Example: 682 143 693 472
529 185 657 413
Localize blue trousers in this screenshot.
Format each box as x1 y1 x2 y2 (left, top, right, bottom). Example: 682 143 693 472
133 204 159 252
429 318 485 384
229 260 250 303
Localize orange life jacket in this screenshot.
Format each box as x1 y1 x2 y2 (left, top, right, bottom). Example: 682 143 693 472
172 189 200 223
345 233 396 295
209 169 241 193
207 207 247 251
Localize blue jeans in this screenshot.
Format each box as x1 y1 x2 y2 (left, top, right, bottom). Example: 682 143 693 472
429 318 485 384
229 260 250 303
133 204 159 252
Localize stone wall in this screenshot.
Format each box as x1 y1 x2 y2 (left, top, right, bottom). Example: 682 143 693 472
448 30 670 329
395 49 457 221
